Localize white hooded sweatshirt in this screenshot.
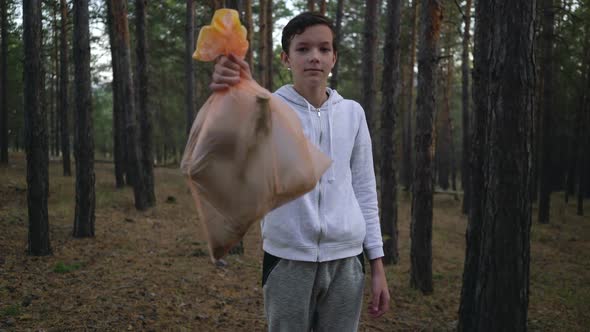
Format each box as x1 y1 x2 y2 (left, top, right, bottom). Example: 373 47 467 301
261 85 384 262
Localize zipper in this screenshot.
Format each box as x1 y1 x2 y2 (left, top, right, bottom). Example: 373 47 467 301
316 107 322 261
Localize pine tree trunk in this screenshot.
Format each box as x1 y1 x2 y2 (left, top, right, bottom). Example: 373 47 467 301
577 27 589 216
111 0 148 211
244 0 253 69
106 0 126 187
52 3 59 158
361 0 379 142
319 0 326 15
185 0 195 137
135 0 155 207
0 0 8 163
24 0 51 255
379 0 402 265
72 0 96 238
59 0 71 176
436 55 453 190
307 0 315 12
461 0 472 213
329 0 344 89
265 0 273 90
401 0 418 191
258 0 267 87
458 1 535 330
410 0 441 295
538 0 556 224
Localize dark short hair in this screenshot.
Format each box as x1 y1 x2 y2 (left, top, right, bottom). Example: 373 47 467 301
281 12 337 54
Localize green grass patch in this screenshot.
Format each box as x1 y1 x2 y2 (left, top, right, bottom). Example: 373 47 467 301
53 261 83 273
0 304 21 317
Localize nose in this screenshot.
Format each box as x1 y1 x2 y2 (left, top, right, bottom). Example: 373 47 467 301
308 48 320 63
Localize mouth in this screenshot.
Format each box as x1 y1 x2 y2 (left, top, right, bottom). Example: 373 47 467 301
304 68 323 72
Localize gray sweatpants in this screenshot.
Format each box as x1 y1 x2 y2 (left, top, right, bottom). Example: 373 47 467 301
262 252 365 332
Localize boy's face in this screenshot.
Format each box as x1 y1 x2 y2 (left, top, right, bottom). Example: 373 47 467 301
281 24 337 90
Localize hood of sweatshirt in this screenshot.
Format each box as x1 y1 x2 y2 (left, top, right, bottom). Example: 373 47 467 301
274 85 344 182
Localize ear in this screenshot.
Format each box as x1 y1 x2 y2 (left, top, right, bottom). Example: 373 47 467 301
280 51 290 69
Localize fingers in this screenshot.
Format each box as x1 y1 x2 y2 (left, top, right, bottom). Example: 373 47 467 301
228 53 253 80
210 54 254 91
368 289 390 318
209 82 230 92
210 55 241 90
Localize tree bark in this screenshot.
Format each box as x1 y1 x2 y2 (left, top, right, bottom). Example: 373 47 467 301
244 0 253 69
538 0 555 224
458 0 535 330
256 0 273 90
436 53 453 191
264 0 273 90
319 0 326 15
577 26 590 216
401 0 418 191
110 0 149 211
24 0 51 255
106 0 126 187
52 2 59 158
410 0 442 295
135 0 155 207
185 0 195 137
307 0 315 12
329 0 344 89
361 0 379 142
461 0 472 213
72 0 96 238
59 0 71 176
0 0 8 163
379 0 402 265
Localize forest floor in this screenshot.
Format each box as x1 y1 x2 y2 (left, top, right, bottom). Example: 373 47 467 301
0 152 589 331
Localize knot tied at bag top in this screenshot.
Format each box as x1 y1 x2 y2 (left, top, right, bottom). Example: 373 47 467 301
181 9 331 261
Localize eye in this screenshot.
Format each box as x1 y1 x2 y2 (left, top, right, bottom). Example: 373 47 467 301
297 47 308 52
321 47 331 53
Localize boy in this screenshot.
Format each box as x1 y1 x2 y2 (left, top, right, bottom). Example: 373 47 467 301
211 12 390 331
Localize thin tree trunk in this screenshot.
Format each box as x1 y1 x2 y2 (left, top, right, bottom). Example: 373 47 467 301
410 0 442 295
24 0 51 255
402 0 418 191
361 0 379 140
307 0 315 12
185 0 195 137
380 0 402 265
135 0 155 207
436 53 452 190
106 0 125 187
461 0 472 213
244 0 253 69
111 0 148 211
329 0 344 89
319 0 326 15
0 0 8 163
458 0 535 330
52 3 59 158
265 0 273 90
538 0 556 224
59 0 71 176
577 26 590 216
258 0 267 87
73 0 95 238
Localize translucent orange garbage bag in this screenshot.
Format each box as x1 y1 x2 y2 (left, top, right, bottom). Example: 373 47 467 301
180 9 331 261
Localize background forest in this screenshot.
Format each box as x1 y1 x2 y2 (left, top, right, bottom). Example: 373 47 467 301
1 0 589 331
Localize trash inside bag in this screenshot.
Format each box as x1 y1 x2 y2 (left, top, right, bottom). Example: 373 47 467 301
180 9 331 261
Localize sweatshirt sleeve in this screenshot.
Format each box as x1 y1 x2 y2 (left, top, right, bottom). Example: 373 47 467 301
350 104 384 260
